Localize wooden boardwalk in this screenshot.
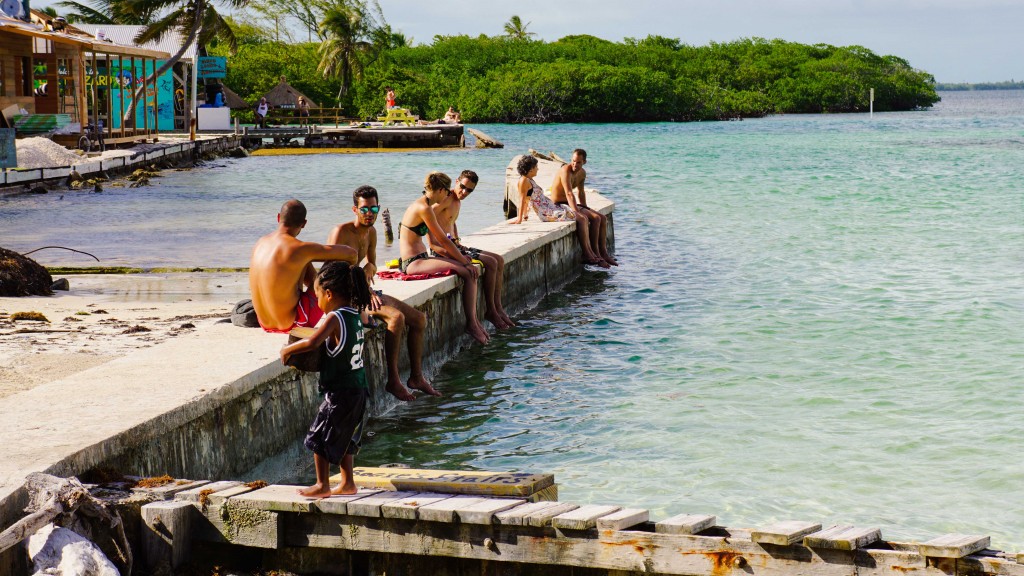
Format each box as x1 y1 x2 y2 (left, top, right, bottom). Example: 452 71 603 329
137 467 1024 576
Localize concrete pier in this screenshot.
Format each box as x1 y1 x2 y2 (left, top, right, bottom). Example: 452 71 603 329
0 156 611 569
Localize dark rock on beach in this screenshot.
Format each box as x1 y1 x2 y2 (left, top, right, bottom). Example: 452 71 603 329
0 247 53 297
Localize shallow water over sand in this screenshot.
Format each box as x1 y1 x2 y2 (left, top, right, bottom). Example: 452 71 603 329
4 90 1023 549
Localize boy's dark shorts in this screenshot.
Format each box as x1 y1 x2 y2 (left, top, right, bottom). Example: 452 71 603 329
304 388 369 465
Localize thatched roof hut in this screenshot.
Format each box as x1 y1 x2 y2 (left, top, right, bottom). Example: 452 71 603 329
220 84 250 109
262 76 319 109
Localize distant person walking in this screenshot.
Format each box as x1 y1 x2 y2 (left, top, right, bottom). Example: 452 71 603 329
298 96 310 126
280 261 373 498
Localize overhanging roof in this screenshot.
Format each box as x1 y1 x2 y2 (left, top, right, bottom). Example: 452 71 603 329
74 24 195 62
0 16 170 59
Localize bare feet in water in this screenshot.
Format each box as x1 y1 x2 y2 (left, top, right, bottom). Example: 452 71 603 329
385 379 416 402
601 252 619 266
500 312 516 327
297 483 332 498
408 375 442 397
486 312 513 330
467 323 490 344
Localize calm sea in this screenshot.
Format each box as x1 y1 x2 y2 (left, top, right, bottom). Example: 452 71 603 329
3 90 1023 548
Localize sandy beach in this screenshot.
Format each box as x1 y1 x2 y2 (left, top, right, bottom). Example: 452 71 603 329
0 273 250 399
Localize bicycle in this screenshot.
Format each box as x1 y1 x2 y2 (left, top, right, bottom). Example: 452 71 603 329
78 122 106 154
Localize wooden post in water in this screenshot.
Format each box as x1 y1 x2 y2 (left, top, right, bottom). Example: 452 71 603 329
870 88 875 118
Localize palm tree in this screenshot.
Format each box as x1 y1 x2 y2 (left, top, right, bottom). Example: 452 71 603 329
503 15 535 41
115 0 248 122
56 0 156 24
317 0 387 104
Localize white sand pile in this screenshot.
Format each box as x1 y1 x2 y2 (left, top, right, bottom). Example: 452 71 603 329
15 137 87 169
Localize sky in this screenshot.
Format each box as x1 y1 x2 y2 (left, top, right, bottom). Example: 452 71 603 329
33 0 1022 83
372 0 1022 83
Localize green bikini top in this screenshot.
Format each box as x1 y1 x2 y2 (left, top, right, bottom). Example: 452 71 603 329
400 221 429 237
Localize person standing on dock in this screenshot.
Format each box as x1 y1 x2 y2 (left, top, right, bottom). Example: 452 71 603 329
298 96 310 126
385 87 397 109
249 199 357 333
430 170 516 330
550 149 618 266
280 261 372 497
327 186 441 400
255 97 270 128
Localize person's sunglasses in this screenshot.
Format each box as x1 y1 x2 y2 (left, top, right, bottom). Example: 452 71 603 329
458 182 476 193
358 206 380 214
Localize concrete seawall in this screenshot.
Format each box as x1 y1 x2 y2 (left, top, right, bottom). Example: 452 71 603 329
0 157 613 562
0 135 245 194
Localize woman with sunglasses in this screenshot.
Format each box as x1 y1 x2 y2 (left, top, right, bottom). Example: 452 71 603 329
399 172 489 344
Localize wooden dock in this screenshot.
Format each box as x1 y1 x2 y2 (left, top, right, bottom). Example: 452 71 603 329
240 123 465 149
130 467 1024 576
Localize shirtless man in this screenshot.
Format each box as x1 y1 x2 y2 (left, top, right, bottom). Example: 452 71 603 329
550 149 618 266
327 186 440 400
249 199 357 333
430 170 515 329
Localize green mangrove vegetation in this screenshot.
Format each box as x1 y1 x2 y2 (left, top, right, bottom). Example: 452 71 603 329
215 33 939 123
56 0 940 123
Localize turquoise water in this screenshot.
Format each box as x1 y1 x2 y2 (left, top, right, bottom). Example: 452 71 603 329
3 91 1023 548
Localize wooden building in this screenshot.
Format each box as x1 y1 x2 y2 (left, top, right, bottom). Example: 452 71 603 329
0 13 169 148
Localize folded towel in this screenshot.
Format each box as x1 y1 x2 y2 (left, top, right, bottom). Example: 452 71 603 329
377 269 455 281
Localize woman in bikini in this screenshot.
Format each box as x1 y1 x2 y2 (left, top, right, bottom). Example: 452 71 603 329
399 172 489 344
510 155 608 267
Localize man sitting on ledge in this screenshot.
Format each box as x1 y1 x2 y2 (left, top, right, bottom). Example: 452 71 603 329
250 199 357 333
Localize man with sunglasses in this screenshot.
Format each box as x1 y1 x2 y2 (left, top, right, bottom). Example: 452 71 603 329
430 170 516 330
328 185 440 401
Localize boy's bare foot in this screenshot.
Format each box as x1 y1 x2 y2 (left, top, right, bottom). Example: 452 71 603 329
601 253 619 266
330 483 358 496
385 379 416 401
297 483 332 498
500 312 516 327
408 375 442 397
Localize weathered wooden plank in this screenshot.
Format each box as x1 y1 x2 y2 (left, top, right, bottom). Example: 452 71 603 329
381 493 454 520
350 467 553 498
417 496 487 523
454 498 526 525
228 484 322 513
495 502 563 526
346 491 419 518
524 502 580 528
207 484 255 505
195 503 280 549
751 520 822 545
552 505 621 530
804 525 881 550
141 500 193 571
291 513 874 576
315 488 383 515
655 513 717 535
597 508 649 531
917 534 990 558
175 481 242 503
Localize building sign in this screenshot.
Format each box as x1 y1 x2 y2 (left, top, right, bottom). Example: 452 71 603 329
197 57 227 79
